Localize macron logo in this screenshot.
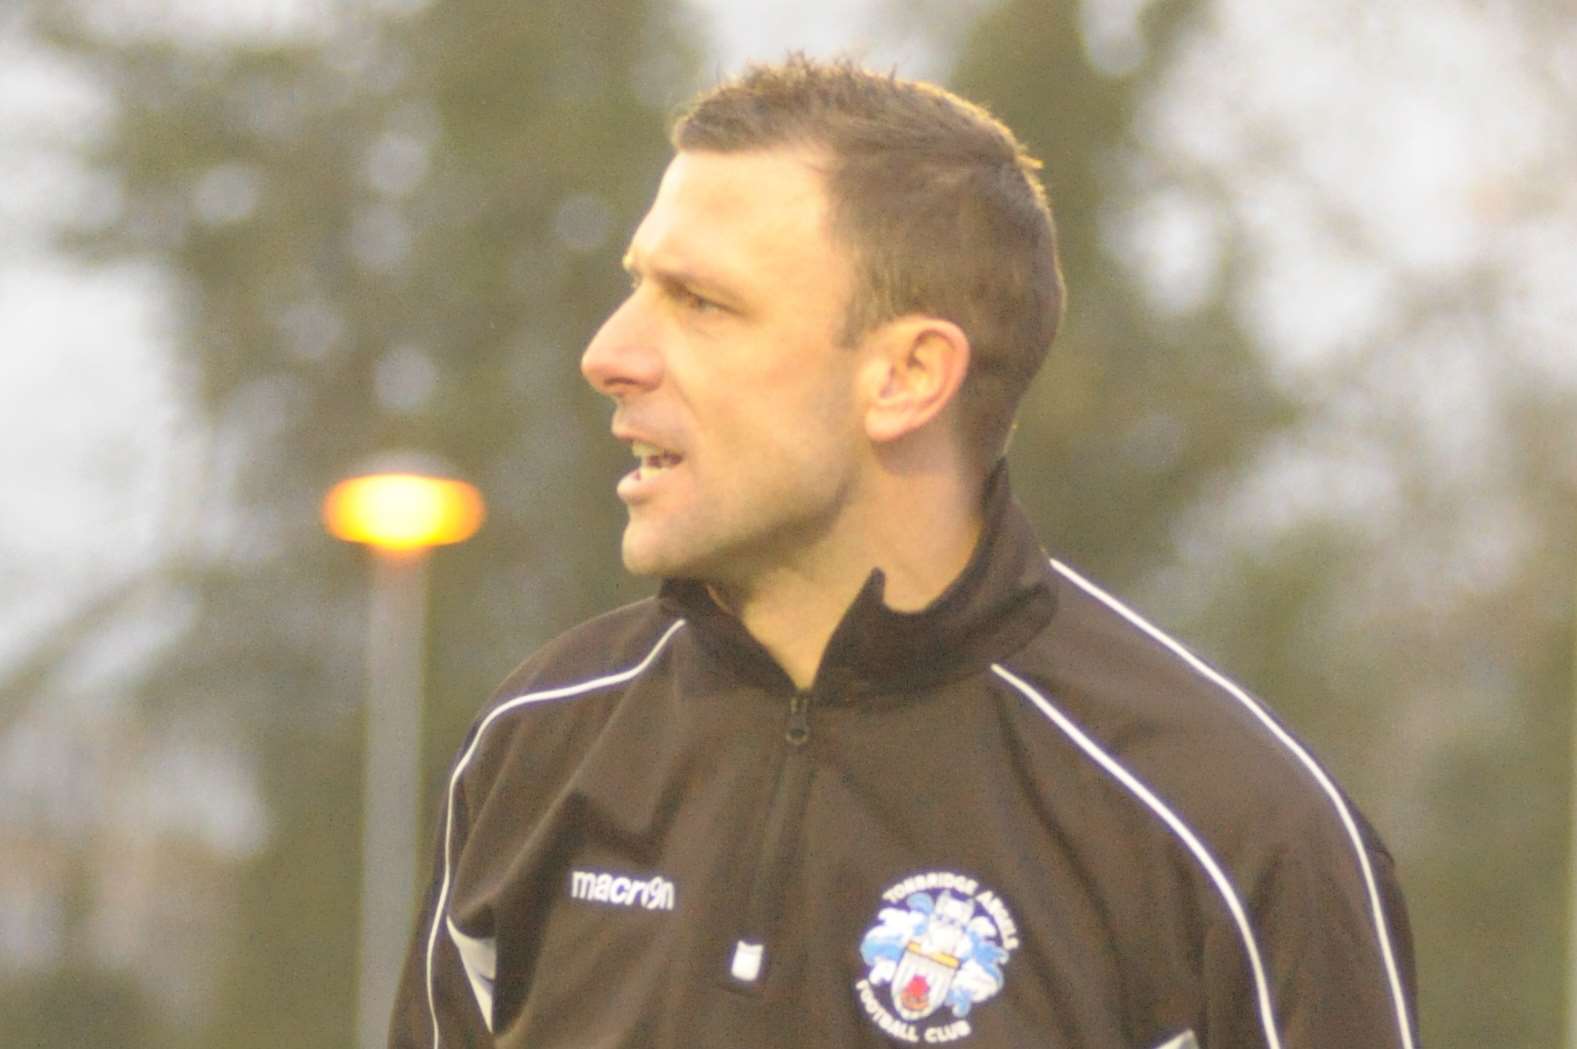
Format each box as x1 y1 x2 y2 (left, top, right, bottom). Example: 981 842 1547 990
570 869 676 912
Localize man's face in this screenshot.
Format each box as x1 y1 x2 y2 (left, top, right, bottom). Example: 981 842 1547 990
581 148 872 586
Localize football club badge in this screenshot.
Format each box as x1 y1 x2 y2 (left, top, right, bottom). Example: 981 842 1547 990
854 871 1020 1044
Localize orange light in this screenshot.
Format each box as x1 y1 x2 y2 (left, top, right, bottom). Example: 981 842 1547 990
323 473 485 551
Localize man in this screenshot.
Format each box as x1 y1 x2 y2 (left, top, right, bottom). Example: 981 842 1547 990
390 57 1418 1049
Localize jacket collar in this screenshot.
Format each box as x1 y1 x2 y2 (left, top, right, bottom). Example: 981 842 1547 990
657 465 1057 699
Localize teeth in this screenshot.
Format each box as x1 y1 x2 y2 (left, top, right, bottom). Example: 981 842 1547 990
630 440 680 476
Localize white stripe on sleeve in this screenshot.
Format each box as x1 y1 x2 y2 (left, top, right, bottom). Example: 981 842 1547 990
423 618 686 1048
992 662 1285 1049
1049 558 1415 1049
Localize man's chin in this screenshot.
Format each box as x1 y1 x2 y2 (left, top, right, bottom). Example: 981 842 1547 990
620 551 665 578
620 529 688 579
622 528 733 583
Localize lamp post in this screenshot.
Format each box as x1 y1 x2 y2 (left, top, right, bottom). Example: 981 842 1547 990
1569 557 1577 1049
324 466 485 1049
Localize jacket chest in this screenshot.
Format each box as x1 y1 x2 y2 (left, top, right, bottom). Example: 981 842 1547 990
460 711 1203 1049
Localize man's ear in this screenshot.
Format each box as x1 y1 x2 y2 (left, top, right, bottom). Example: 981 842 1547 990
860 316 971 445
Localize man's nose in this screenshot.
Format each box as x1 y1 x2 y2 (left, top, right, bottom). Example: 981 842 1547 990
581 297 663 398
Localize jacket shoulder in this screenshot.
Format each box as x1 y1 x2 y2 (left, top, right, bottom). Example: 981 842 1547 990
1012 560 1367 839
1012 566 1416 1045
484 596 681 714
448 598 683 795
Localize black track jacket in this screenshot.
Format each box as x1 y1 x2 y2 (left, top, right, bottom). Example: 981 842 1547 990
389 472 1419 1049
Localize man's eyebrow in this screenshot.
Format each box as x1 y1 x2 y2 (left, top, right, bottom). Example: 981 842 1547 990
625 252 736 300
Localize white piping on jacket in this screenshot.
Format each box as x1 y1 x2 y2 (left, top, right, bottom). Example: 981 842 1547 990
991 662 1285 1049
1045 558 1415 1049
423 618 686 1047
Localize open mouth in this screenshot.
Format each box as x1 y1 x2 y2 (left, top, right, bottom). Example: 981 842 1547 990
630 440 683 481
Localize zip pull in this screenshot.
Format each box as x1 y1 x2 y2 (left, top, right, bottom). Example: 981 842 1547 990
785 692 811 746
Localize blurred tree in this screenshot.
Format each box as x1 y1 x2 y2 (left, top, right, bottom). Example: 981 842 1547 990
0 965 151 1048
946 0 1298 583
20 1 703 1046
934 2 1577 1048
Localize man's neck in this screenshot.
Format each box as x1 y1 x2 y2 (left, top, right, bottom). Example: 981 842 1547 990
712 471 986 691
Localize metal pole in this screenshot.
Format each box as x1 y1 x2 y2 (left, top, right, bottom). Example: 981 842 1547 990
356 549 429 1049
1568 556 1577 1049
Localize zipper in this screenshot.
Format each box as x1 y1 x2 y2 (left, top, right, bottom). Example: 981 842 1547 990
727 689 815 988
785 691 811 746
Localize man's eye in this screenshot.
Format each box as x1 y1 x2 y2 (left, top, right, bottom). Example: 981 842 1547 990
679 288 719 313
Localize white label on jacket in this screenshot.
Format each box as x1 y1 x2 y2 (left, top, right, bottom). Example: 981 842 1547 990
856 871 1019 1043
568 869 676 911
1152 1031 1200 1049
730 941 765 982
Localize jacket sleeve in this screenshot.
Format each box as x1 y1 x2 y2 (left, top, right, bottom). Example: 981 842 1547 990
1201 806 1420 1049
388 762 496 1049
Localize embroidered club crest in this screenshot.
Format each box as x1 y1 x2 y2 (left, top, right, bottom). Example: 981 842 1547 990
855 871 1019 1044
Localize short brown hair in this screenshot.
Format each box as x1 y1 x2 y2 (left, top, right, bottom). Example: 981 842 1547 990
672 55 1064 471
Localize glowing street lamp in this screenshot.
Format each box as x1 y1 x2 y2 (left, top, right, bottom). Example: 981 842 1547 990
324 463 484 1049
324 472 485 552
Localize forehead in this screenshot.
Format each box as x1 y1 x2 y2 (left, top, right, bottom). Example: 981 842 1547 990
627 148 844 295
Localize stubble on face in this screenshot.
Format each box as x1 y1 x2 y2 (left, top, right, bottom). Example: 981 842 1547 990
619 380 863 588
592 148 872 590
